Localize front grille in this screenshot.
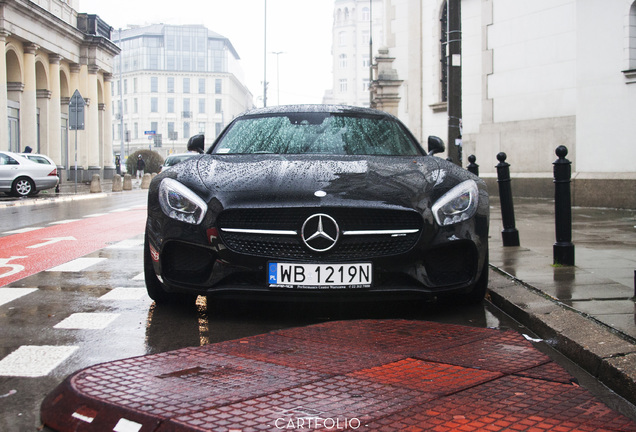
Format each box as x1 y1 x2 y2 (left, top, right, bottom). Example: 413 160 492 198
217 207 423 261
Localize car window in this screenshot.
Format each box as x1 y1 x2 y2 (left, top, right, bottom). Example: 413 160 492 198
0 154 19 165
26 155 50 164
212 113 422 156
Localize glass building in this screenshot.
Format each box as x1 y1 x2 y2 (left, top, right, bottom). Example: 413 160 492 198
112 24 253 157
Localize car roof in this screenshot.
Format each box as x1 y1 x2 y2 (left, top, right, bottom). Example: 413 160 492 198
237 104 396 119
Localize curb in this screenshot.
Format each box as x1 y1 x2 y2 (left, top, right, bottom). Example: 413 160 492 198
487 267 636 406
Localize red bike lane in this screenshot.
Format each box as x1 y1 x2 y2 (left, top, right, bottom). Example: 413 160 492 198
0 208 147 287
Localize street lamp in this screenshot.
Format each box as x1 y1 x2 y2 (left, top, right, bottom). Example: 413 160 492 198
272 51 284 105
263 0 268 107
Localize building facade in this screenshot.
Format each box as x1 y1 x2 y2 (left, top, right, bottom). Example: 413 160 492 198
1 0 120 181
112 24 253 159
325 0 384 107
380 0 636 208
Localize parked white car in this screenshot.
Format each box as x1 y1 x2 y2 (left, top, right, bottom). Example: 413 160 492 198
0 151 59 197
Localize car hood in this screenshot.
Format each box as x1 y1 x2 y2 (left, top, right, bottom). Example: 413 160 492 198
177 154 470 212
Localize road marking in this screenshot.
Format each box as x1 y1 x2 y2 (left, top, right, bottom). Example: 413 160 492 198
0 288 38 307
0 256 27 279
47 258 106 272
2 227 44 235
106 239 144 249
48 219 81 225
0 345 78 377
83 213 108 218
100 288 147 301
27 236 76 249
132 272 144 281
114 418 142 432
54 313 120 330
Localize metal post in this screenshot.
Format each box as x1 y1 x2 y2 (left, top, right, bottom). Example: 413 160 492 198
263 0 267 108
496 152 520 247
369 0 373 106
467 154 479 176
446 0 462 166
553 145 575 266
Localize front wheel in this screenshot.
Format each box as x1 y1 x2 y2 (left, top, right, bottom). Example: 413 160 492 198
12 177 35 197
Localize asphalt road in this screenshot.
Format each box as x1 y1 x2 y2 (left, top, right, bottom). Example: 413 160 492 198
0 192 634 431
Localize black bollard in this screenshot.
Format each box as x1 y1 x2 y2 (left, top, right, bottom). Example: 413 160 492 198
496 152 520 246
553 146 575 266
467 155 479 176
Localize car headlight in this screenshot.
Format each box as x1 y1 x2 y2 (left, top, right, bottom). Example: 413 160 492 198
432 179 479 226
158 178 207 225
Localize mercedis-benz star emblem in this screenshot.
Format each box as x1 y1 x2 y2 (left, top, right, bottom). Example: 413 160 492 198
301 214 340 252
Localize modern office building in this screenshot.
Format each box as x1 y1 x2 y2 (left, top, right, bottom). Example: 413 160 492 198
112 24 253 158
1 0 120 181
324 0 384 107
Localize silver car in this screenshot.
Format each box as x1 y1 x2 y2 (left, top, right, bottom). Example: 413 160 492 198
0 151 59 197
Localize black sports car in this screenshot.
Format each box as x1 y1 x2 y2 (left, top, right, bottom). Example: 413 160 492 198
144 105 489 305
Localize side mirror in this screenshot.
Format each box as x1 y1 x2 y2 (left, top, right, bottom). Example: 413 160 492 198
427 136 445 156
187 134 205 154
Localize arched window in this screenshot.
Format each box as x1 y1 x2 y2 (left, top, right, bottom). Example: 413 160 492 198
362 7 370 21
344 7 349 21
440 1 448 102
628 2 636 70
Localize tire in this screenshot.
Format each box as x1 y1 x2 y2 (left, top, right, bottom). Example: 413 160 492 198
144 232 195 306
11 177 35 197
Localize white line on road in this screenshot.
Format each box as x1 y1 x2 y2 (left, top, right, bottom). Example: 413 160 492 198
47 258 106 272
0 345 78 377
106 239 144 249
2 227 44 234
54 313 120 330
100 288 147 301
48 219 81 225
0 288 38 307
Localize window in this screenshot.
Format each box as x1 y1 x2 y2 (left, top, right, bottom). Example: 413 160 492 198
184 122 190 138
151 77 158 93
183 78 190 93
362 54 370 68
168 98 175 113
133 98 138 114
198 122 205 133
339 79 348 93
215 122 223 137
440 1 448 102
198 78 205 93
134 122 138 139
362 7 370 21
628 2 636 71
133 78 138 92
199 98 206 114
167 77 174 93
215 99 222 113
339 54 347 69
338 31 347 46
124 100 128 114
151 97 158 113
183 98 191 116
151 121 158 133
123 79 128 94
215 79 222 94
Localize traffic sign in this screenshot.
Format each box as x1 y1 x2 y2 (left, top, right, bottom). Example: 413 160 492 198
144 131 156 135
69 90 85 130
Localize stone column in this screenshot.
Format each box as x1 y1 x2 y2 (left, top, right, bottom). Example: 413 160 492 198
22 43 39 153
86 65 100 179
48 54 63 165
102 73 115 179
0 32 10 150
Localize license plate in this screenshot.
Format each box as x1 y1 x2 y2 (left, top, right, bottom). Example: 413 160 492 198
268 262 372 289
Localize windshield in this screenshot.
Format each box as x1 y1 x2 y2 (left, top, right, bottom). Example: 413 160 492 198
211 113 422 156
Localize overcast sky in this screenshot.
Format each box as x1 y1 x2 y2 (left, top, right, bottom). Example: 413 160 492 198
80 0 335 106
